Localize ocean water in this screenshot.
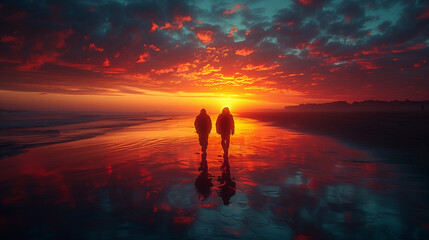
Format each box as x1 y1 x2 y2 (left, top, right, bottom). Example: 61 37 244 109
0 114 428 239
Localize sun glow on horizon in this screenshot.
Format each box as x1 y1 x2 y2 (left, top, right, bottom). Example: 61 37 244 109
0 89 286 113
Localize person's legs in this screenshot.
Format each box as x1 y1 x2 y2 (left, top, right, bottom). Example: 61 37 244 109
221 137 226 154
199 134 208 153
221 134 230 155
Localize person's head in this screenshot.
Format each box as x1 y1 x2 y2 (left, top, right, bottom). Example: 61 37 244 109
200 109 207 115
222 107 230 114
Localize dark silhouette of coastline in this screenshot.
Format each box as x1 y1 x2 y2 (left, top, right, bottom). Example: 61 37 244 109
217 155 236 205
285 100 429 112
241 110 429 167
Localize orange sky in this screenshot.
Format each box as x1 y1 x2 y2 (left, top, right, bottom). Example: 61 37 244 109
0 89 295 113
0 0 428 113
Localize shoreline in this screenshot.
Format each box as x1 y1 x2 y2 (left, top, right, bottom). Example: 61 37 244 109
0 116 172 159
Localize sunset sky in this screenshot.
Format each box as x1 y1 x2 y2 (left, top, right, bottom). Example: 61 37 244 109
0 0 428 113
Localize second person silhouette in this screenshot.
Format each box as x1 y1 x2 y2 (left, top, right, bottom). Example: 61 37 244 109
216 107 235 156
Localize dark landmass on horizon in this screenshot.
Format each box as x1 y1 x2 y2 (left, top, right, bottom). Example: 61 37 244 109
241 110 429 168
285 100 429 112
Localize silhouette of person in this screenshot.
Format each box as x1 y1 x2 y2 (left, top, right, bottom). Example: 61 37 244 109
217 155 236 205
216 107 235 155
195 152 213 200
194 109 212 152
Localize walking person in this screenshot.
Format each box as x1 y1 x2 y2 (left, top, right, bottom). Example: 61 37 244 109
194 109 212 153
216 107 235 156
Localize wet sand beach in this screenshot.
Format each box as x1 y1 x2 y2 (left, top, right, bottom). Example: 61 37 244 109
241 111 429 166
0 115 428 239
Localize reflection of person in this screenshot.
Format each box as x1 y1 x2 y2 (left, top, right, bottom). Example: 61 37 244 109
217 155 236 205
195 152 213 200
194 109 212 152
216 107 235 155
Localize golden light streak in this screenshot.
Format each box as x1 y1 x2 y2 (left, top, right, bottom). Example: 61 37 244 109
0 90 284 113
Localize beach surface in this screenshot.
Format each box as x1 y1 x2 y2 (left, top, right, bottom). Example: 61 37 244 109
241 111 429 166
0 113 428 239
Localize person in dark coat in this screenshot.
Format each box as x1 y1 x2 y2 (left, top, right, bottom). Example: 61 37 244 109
194 109 212 152
216 107 235 155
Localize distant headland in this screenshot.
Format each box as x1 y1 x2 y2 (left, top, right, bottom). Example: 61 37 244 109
285 100 429 112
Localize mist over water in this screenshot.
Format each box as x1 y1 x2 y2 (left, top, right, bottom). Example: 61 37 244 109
0 115 428 239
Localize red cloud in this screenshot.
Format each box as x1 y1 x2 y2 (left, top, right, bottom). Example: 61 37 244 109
160 15 192 31
360 46 388 55
242 64 279 71
151 68 174 74
223 4 247 16
407 43 426 50
144 44 160 51
150 22 159 32
235 48 254 56
196 29 213 44
176 62 192 73
103 58 110 67
200 64 221 75
358 62 380 70
228 26 238 37
137 52 150 63
160 22 173 30
17 52 60 71
89 43 104 52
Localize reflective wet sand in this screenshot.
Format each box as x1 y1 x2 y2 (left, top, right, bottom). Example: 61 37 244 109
1 116 428 239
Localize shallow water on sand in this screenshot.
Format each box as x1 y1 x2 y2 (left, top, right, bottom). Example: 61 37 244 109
0 116 428 239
